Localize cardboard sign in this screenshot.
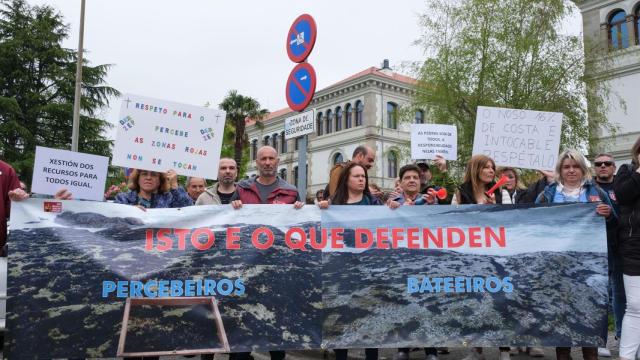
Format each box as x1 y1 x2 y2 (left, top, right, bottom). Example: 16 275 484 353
472 106 562 170
113 94 226 179
284 109 315 139
31 146 109 201
411 124 458 160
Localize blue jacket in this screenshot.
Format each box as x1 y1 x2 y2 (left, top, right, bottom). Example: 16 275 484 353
115 187 193 208
535 180 617 223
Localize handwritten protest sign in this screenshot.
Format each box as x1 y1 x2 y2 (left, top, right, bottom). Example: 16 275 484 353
472 106 562 170
411 124 457 160
112 94 226 179
31 146 108 201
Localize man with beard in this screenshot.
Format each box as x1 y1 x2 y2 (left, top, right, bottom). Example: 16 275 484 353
231 146 303 209
196 158 238 205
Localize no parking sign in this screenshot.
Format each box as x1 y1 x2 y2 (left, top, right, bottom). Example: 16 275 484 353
286 14 317 63
286 63 317 112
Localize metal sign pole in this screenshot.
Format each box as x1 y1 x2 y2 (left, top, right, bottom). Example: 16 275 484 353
298 135 307 201
71 0 86 152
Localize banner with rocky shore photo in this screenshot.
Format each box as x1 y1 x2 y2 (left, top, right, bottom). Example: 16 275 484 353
7 200 607 358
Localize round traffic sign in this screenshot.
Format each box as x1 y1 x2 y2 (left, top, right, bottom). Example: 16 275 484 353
286 14 317 63
286 63 317 112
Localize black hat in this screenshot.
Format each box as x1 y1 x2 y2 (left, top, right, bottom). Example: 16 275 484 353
416 162 430 170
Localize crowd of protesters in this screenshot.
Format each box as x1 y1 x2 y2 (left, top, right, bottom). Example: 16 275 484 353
2 135 640 360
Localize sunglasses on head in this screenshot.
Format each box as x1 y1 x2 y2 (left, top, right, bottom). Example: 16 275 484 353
594 161 613 167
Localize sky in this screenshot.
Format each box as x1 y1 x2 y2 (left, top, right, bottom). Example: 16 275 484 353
29 1 583 140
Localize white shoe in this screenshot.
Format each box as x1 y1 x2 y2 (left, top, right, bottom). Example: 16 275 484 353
500 351 511 360
528 347 545 357
462 349 485 360
598 348 611 357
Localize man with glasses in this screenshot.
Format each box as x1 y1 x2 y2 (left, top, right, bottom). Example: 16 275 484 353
593 153 625 357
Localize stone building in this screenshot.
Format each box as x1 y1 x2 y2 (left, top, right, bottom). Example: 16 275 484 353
574 0 640 162
245 61 424 200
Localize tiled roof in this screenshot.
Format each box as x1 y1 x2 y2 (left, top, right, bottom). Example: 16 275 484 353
246 66 417 125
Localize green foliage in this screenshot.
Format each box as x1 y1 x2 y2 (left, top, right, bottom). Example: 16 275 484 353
0 0 118 185
411 0 617 167
218 90 267 178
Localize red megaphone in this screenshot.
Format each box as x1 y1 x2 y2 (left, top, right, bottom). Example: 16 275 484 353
428 187 448 200
485 175 509 197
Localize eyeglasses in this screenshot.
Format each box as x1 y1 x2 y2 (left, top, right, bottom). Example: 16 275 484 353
594 161 614 167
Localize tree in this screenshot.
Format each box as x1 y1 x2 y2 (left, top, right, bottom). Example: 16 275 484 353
219 90 267 175
411 0 618 165
0 0 118 185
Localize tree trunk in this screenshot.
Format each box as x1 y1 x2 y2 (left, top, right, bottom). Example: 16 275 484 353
234 116 245 168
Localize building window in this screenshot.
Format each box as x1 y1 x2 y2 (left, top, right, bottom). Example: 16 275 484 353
280 131 287 153
355 100 363 126
387 102 398 129
326 109 333 134
415 110 424 124
387 151 398 178
345 103 353 129
317 112 323 136
294 166 299 187
251 139 258 160
636 7 640 45
609 10 629 50
279 168 287 181
333 153 344 165
335 106 342 132
272 133 278 150
263 135 270 146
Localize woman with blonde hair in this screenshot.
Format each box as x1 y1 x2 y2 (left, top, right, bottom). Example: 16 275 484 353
115 169 193 209
536 149 615 360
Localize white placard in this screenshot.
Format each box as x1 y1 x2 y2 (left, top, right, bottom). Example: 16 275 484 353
411 124 458 161
284 109 315 139
472 106 563 171
31 146 109 201
113 94 226 179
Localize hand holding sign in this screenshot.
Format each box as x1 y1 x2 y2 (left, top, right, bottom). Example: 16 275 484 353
472 106 562 170
411 124 457 161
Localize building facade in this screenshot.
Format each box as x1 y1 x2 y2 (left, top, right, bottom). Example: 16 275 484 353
245 63 424 200
574 0 640 162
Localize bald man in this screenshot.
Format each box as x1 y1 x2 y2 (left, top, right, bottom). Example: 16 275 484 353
231 146 303 209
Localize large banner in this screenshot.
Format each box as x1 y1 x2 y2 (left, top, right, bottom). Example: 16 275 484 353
7 200 607 358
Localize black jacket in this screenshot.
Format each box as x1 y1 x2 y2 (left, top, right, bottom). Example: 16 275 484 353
614 163 640 276
515 177 549 204
456 181 503 205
